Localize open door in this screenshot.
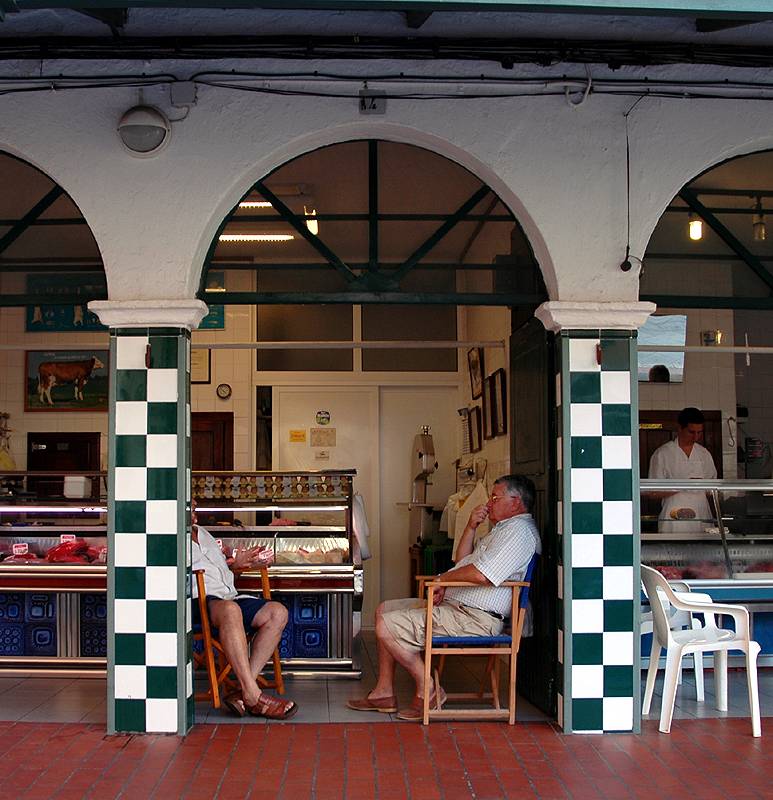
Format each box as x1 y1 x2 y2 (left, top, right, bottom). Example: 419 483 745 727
510 317 557 717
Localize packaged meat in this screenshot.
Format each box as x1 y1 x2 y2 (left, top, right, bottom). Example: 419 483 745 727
655 565 684 580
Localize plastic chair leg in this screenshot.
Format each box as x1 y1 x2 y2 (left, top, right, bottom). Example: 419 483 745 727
746 642 762 738
642 640 661 715
659 646 683 734
714 650 728 712
693 651 705 703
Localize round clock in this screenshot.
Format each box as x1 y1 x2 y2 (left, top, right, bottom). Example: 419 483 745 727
216 383 232 400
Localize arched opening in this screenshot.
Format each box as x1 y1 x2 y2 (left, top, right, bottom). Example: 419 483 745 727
638 150 773 718
190 139 557 718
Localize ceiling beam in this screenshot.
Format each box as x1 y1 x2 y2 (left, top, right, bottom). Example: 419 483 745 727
75 8 127 34
0 185 64 256
392 185 491 283
679 188 773 292
642 294 773 310
695 16 758 32
208 290 546 306
254 180 359 283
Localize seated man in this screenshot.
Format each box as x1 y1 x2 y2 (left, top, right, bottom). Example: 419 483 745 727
192 502 297 719
349 474 540 721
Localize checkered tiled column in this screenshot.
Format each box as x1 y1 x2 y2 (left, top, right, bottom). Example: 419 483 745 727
556 331 640 733
107 327 193 735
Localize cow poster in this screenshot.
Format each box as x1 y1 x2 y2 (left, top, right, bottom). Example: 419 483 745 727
25 350 109 412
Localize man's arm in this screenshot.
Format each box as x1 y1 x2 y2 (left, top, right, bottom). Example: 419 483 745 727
430 563 490 605
454 503 489 561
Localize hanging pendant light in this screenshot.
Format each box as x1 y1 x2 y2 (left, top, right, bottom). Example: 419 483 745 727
753 197 767 242
688 212 703 241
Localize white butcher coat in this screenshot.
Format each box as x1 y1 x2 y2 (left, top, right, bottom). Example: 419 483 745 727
648 439 717 533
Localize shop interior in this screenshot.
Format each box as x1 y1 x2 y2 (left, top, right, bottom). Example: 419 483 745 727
0 142 772 725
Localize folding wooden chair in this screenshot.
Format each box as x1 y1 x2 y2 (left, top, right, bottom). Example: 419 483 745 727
420 554 538 725
192 567 284 709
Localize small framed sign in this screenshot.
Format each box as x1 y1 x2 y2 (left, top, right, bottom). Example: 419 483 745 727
190 348 211 384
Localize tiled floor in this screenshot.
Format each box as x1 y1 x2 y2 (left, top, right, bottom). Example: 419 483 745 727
0 633 770 726
0 634 770 799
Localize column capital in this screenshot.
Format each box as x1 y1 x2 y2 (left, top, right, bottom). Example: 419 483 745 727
88 299 209 329
535 301 656 333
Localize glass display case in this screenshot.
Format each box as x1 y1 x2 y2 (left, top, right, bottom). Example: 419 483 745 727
0 470 108 675
640 478 773 661
193 469 363 677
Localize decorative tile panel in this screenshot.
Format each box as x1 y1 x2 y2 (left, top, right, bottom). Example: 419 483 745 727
558 331 640 734
108 327 192 735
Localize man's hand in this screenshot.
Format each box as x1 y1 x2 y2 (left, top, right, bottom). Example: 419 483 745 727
466 503 489 530
228 545 273 571
431 585 446 606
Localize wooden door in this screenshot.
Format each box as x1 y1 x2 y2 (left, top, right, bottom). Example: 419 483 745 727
509 317 557 717
191 412 234 471
27 432 101 497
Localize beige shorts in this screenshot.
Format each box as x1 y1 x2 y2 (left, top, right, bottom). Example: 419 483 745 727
379 598 503 652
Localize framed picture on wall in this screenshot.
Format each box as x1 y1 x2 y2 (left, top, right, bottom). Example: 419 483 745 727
190 348 211 384
492 368 507 436
467 347 484 400
25 350 109 412
468 406 482 453
482 374 496 440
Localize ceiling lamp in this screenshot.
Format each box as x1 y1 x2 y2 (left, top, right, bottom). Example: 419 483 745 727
219 233 295 242
687 213 703 241
753 197 767 242
304 206 319 236
117 105 171 156
239 199 272 209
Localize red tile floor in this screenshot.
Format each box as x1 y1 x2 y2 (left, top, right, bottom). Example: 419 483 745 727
0 717 769 800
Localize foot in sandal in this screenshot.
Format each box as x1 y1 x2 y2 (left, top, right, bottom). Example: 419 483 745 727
245 691 298 720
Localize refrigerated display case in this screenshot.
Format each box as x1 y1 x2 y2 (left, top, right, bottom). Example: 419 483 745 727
193 469 363 677
0 470 107 675
640 478 773 662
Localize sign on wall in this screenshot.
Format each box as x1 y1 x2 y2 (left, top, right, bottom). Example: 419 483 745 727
25 274 107 332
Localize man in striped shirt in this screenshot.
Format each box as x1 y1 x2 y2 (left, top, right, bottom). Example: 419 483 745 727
348 474 540 721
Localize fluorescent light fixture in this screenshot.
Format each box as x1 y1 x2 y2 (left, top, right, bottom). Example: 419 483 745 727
0 505 106 513
239 200 273 209
688 213 703 241
197 505 347 513
219 233 295 242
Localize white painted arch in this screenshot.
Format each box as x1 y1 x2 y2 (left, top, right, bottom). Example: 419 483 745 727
190 121 557 302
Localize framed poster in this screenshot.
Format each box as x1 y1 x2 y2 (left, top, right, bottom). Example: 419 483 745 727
482 374 495 440
468 406 482 453
200 270 225 330
190 348 211 384
467 347 484 400
492 368 507 436
25 350 109 412
25 274 107 332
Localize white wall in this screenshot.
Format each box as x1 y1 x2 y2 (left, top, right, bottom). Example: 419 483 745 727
4 64 773 310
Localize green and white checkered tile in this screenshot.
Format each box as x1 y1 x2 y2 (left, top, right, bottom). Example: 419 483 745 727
108 328 193 735
558 332 639 734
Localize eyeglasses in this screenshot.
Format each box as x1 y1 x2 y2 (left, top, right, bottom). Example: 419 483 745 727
489 494 513 503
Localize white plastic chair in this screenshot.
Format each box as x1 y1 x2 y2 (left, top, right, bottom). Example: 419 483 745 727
640 564 762 737
641 578 708 702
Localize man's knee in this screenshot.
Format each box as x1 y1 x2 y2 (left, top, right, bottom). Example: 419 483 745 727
213 599 242 629
257 601 288 630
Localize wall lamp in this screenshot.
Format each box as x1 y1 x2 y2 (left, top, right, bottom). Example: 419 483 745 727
117 105 171 156
753 197 767 242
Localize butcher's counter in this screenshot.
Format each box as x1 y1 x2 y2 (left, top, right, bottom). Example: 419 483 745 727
0 469 363 677
640 478 773 665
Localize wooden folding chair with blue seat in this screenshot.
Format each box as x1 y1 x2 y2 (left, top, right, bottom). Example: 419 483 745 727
420 554 538 725
192 567 284 709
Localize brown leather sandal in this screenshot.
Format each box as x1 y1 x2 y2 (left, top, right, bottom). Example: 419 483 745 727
245 692 298 720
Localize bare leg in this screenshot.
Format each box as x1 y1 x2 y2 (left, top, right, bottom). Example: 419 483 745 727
367 603 398 699
247 601 287 678
208 599 262 707
375 612 431 698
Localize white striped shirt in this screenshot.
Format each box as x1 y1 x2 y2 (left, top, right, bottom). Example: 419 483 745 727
446 513 540 618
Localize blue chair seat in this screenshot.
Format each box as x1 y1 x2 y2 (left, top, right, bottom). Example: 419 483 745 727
432 635 512 646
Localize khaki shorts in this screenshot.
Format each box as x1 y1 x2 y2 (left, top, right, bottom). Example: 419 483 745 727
380 598 503 652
